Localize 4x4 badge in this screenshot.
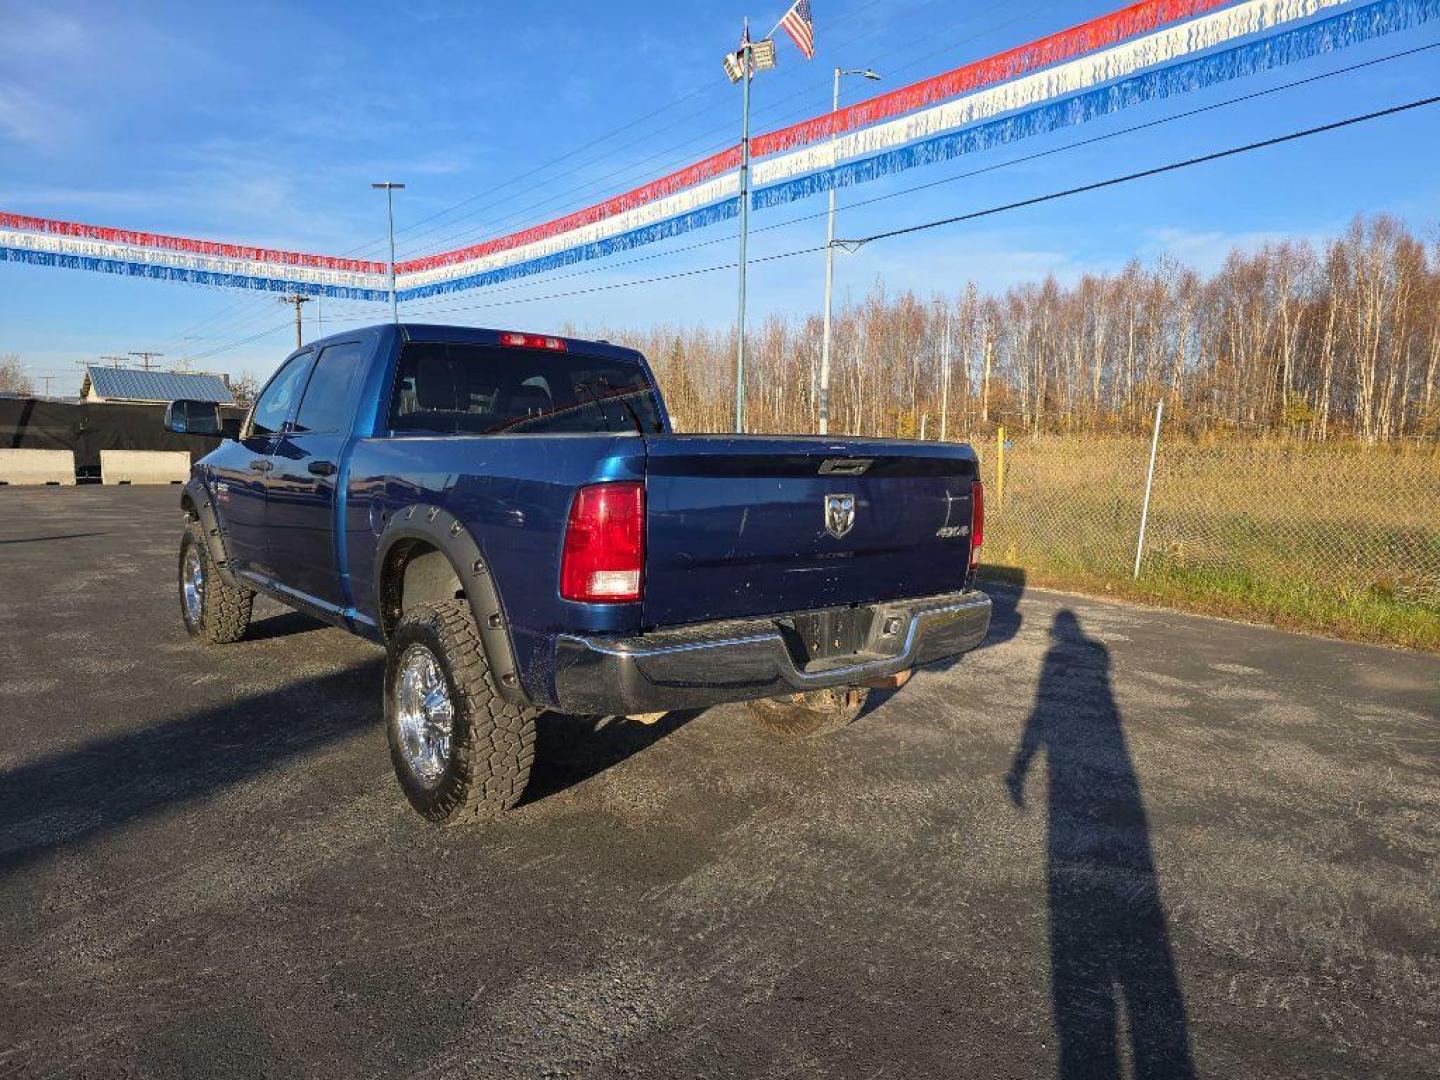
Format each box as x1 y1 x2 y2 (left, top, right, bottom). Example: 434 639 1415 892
824 493 856 539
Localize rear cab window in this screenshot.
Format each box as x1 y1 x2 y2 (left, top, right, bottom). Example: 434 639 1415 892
388 342 663 435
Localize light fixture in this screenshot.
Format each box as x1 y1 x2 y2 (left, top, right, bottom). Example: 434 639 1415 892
722 36 776 82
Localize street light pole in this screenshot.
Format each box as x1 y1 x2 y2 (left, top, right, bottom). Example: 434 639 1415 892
371 182 405 324
818 67 879 435
934 297 953 441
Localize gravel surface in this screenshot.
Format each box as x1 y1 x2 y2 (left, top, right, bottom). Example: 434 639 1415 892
1 486 1436 1079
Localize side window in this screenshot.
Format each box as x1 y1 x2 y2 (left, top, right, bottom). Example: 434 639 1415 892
294 342 366 434
249 352 313 437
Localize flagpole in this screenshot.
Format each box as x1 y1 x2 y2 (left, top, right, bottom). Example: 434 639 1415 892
734 19 752 434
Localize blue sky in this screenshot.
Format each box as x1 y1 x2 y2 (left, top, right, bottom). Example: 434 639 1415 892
1 0 1437 391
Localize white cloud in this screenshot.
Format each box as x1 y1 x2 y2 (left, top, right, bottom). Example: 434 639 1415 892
1140 225 1334 272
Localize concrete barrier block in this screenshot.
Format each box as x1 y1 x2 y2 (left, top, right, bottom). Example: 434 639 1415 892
0 449 76 485
99 450 191 485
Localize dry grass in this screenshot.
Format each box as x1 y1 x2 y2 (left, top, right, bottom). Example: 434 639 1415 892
975 435 1440 651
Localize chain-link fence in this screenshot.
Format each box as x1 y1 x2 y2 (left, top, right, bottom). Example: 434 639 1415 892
974 429 1440 609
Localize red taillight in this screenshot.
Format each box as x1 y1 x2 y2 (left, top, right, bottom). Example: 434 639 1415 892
969 480 984 570
500 331 566 351
560 482 644 603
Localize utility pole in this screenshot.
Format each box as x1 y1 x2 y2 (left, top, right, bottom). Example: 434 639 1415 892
818 67 880 435
372 182 406 324
933 298 953 441
41 376 53 397
177 337 199 371
278 293 312 349
128 351 164 371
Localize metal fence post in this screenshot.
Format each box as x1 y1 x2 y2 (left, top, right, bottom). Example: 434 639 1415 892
1133 399 1165 579
995 426 1006 514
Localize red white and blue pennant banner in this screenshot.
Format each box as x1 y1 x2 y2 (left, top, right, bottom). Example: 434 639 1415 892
1 0 1434 302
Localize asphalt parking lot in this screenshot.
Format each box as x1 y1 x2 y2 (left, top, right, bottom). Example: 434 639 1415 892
1 486 1436 1079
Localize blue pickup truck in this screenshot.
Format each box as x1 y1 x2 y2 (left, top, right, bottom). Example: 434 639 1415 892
167 324 990 823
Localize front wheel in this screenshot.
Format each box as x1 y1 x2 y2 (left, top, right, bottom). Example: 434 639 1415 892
746 687 870 738
179 518 253 644
385 600 538 824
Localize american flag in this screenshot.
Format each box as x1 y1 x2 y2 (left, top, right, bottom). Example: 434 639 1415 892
778 0 815 59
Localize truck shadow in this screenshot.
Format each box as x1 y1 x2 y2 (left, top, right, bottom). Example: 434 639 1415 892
242 609 335 642
858 574 1024 719
0 662 709 872
521 709 706 805
0 660 385 876
0 579 1026 867
1005 609 1195 1079
0 532 109 546
975 566 1026 647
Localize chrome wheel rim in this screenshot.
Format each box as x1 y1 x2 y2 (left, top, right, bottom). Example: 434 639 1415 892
395 644 453 787
182 544 205 626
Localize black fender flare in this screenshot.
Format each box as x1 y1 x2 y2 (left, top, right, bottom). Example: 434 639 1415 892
373 504 530 708
180 476 241 589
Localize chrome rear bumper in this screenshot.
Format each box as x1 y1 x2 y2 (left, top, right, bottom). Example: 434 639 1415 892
551 589 991 714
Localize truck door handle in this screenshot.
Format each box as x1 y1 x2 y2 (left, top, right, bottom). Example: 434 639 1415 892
307 460 337 477
249 459 272 473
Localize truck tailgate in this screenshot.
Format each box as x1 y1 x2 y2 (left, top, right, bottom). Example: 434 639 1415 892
642 435 980 628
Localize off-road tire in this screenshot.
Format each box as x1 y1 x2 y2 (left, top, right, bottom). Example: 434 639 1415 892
746 686 870 737
385 599 538 824
179 517 253 644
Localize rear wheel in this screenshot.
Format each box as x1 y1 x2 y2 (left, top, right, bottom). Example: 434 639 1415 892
178 518 253 644
385 599 538 824
746 687 870 738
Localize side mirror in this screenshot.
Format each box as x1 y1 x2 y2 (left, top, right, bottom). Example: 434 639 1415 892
165 399 223 436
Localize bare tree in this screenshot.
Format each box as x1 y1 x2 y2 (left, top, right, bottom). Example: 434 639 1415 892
0 354 34 396
229 374 261 406
575 213 1437 442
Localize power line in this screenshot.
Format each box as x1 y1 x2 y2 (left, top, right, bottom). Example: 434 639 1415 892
177 71 1440 360
837 94 1440 250
395 45 1439 315
324 245 827 325
144 4 1426 363
392 0 1062 261
386 92 1440 322
185 321 296 363
354 0 979 260
154 0 1066 349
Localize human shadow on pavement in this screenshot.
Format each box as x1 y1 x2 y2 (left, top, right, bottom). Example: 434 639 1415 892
1004 609 1195 1080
